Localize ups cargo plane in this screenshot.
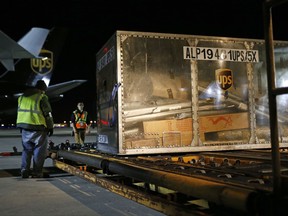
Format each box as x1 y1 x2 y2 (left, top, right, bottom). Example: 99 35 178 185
0 27 86 124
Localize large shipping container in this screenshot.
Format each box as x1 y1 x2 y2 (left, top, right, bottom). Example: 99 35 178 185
95 30 288 155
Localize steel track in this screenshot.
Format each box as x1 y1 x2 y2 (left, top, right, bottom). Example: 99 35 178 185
51 149 288 216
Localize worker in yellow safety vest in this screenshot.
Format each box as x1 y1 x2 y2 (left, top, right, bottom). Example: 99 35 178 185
17 80 54 178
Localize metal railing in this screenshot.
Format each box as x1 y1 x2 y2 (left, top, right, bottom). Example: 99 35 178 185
263 0 288 196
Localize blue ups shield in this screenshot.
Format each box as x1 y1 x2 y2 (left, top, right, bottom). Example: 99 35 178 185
30 49 53 75
215 69 233 91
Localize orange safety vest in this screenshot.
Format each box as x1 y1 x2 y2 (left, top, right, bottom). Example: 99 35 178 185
73 110 88 129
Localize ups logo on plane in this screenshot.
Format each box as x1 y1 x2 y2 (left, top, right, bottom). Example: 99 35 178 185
30 49 53 75
215 68 233 91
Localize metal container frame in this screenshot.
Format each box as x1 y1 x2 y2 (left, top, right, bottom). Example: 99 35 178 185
95 30 288 155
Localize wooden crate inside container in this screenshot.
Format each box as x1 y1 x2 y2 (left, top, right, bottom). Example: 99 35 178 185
199 112 249 135
125 138 160 149
143 118 193 146
143 112 249 144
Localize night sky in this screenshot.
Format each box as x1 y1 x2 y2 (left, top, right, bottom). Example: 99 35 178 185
1 0 287 123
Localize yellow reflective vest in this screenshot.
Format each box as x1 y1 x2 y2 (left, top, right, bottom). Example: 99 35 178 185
17 93 47 127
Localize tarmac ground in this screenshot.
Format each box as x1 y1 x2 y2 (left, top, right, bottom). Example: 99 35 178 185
0 127 165 216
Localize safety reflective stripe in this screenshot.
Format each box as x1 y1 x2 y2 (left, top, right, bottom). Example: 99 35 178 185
18 93 42 113
74 111 88 129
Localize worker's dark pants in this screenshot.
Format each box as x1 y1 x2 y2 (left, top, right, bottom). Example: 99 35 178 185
74 129 86 145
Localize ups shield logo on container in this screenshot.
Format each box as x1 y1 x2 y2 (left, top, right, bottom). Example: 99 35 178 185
215 68 233 91
30 49 53 75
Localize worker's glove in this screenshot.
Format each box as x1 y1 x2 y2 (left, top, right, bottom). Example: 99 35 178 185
48 128 54 137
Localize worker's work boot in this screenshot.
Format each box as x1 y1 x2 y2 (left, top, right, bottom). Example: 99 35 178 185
21 169 29 178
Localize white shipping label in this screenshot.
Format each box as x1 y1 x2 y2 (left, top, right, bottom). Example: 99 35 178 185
183 46 259 63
